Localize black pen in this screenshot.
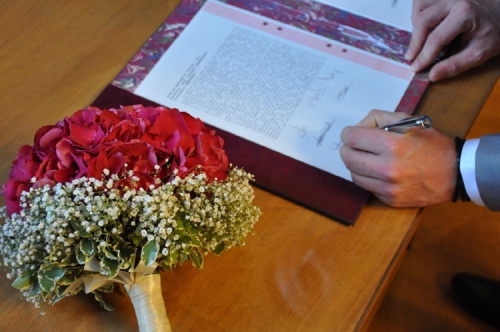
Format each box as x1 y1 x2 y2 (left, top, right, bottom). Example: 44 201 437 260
379 114 432 133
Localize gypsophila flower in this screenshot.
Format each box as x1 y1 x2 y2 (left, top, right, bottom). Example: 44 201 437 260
0 105 261 317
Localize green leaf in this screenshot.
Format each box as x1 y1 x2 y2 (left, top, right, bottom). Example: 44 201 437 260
180 236 192 249
189 249 204 269
117 247 136 270
169 248 179 263
141 240 159 266
39 275 56 292
80 238 94 256
159 260 172 271
43 267 65 281
12 271 34 290
70 220 92 238
184 222 201 235
175 218 185 230
213 242 225 256
28 280 42 298
60 253 78 266
57 275 74 286
180 253 188 264
102 257 120 278
40 263 59 271
134 222 142 233
93 291 115 311
75 246 88 264
103 247 118 260
190 237 202 247
51 285 69 305
98 283 115 293
131 233 143 246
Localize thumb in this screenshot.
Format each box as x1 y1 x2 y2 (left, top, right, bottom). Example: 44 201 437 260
429 43 489 81
356 110 408 128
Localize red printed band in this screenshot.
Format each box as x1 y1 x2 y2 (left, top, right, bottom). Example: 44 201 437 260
205 1 412 80
112 0 415 92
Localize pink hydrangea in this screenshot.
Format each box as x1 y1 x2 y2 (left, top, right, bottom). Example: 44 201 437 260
3 105 229 216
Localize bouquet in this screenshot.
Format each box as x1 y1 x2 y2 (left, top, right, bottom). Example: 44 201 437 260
0 105 261 331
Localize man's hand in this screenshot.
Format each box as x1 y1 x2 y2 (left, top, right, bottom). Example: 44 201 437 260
406 0 500 82
340 110 456 207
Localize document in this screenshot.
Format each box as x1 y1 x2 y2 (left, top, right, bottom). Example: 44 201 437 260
134 0 413 181
315 0 413 31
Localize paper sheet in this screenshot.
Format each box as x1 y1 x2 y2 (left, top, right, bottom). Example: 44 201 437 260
134 0 413 181
314 0 413 31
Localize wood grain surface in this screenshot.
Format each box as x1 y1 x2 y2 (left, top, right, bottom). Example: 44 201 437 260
0 1 498 331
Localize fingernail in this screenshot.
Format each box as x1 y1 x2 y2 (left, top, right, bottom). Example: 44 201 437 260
404 50 412 60
409 60 419 72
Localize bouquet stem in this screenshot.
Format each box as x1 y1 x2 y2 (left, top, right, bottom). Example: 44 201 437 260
128 274 172 332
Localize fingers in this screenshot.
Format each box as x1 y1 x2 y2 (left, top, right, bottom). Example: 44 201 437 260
349 173 400 207
355 109 407 128
428 39 494 81
341 110 409 155
410 12 470 73
341 125 400 156
340 143 386 178
411 0 434 25
406 3 447 61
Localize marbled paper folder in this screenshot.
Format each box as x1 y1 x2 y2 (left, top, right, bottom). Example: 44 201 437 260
93 0 429 225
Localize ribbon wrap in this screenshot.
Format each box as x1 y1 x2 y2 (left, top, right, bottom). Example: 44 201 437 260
64 259 172 331
129 274 172 332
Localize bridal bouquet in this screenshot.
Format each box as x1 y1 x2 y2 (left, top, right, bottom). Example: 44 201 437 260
0 105 261 331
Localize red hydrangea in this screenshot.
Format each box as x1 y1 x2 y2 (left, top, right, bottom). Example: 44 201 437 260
2 105 229 216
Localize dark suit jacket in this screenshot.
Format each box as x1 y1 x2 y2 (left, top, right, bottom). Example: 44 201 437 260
476 134 500 210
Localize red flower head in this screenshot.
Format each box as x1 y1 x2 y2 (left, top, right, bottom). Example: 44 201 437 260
2 105 229 216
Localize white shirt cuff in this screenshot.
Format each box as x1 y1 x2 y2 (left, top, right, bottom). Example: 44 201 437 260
459 138 485 206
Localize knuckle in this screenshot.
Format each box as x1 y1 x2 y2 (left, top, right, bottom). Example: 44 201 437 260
384 138 403 156
344 130 360 148
427 33 445 49
382 186 404 207
445 62 460 78
469 49 486 64
382 167 399 183
453 1 473 17
413 11 429 27
380 162 404 183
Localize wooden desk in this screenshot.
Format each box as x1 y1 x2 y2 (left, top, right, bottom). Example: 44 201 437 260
0 1 498 331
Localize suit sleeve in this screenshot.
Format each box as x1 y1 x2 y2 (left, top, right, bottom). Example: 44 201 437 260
475 133 500 211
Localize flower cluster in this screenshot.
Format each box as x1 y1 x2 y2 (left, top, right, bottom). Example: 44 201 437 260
3 105 228 216
0 167 260 309
0 105 261 310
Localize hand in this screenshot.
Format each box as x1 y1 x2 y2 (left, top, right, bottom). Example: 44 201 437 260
406 0 500 82
340 110 456 207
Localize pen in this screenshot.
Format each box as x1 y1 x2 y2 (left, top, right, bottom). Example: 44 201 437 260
379 114 432 133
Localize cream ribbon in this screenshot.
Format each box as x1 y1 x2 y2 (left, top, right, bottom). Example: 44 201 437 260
63 258 159 295
129 274 172 332
63 259 172 332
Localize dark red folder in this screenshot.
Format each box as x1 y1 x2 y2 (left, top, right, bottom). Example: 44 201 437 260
91 0 429 225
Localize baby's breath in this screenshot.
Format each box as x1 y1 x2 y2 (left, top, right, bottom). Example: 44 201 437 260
0 167 260 310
